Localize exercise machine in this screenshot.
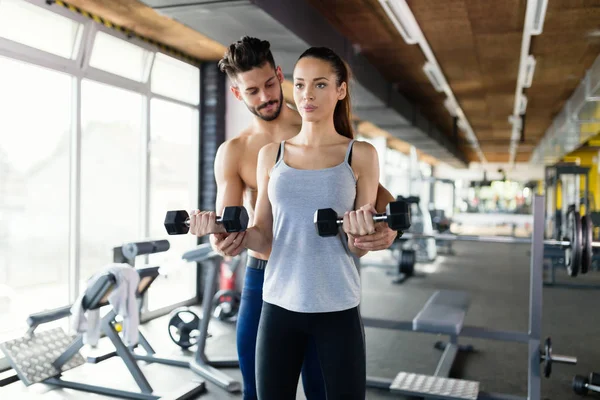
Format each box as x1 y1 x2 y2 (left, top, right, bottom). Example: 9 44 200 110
362 195 578 400
0 240 206 399
153 244 241 392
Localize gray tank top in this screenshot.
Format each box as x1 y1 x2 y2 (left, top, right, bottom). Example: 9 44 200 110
264 139 360 313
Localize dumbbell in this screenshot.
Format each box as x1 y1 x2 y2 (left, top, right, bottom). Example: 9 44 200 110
314 201 411 237
164 206 249 235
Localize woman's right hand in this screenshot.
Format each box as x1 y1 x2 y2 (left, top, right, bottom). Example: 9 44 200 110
212 232 247 257
342 204 377 237
188 210 220 237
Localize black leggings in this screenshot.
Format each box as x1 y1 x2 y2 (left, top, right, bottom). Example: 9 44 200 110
256 302 366 399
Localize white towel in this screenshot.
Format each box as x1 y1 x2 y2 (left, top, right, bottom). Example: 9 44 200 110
70 263 140 347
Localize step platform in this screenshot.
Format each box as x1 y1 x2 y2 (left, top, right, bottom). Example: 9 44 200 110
0 327 85 386
390 372 479 400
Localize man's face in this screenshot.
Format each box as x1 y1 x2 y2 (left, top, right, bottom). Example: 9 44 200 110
231 63 284 122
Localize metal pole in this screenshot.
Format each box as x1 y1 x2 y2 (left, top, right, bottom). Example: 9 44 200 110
195 256 219 364
68 76 82 305
399 232 600 248
528 194 544 400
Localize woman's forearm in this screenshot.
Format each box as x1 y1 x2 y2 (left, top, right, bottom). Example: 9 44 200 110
244 226 272 254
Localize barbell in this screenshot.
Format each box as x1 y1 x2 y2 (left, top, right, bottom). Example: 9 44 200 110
400 208 598 277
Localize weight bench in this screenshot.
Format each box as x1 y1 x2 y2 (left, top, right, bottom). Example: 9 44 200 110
365 290 480 399
0 265 206 399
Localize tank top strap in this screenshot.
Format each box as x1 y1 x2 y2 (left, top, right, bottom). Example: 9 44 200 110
275 140 286 164
344 139 356 164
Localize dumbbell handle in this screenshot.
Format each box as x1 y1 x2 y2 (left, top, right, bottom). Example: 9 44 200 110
587 383 600 392
182 215 227 228
334 213 388 225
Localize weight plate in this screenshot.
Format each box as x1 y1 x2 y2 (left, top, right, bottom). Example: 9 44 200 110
565 210 581 277
544 337 552 378
167 307 201 349
212 290 241 321
581 215 593 274
573 375 589 395
398 250 416 275
590 372 600 386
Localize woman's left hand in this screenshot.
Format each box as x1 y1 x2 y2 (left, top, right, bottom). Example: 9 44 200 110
342 204 377 237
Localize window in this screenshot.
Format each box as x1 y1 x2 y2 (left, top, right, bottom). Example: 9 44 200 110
151 52 200 105
0 2 203 349
89 31 153 82
147 98 199 311
0 56 72 342
79 79 144 281
0 0 83 59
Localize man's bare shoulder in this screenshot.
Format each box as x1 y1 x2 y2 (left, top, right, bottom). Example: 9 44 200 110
217 129 252 157
258 142 280 158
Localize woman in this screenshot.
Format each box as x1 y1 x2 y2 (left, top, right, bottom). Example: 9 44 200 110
237 46 379 399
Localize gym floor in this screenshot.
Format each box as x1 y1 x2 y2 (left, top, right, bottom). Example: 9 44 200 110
2 241 599 399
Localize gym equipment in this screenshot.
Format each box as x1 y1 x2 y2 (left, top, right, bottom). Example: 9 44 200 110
153 244 241 392
400 210 599 278
212 290 241 322
121 239 170 260
0 263 206 399
544 163 590 240
212 253 243 322
581 214 593 274
362 195 577 400
398 195 437 262
168 307 201 349
573 372 600 396
164 206 249 235
387 249 416 284
119 242 241 392
314 200 411 237
564 206 583 276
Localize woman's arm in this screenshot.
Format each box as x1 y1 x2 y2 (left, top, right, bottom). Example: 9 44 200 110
241 143 278 254
343 141 380 257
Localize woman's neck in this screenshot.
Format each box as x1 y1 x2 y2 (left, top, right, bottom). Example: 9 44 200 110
295 119 341 147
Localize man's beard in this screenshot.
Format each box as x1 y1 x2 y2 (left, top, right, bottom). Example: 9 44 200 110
247 88 284 122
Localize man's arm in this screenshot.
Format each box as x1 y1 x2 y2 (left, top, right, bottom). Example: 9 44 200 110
209 139 246 254
239 144 275 254
375 183 395 213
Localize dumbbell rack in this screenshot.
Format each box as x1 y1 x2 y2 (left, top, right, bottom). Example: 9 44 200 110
362 195 577 400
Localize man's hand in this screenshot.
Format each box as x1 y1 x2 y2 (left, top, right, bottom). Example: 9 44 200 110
352 221 396 251
212 231 246 257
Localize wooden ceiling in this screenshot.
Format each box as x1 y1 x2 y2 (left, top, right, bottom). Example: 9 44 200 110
305 0 600 163
60 0 600 164
62 0 225 60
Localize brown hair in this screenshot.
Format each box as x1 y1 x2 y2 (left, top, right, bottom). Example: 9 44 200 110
218 36 276 82
296 47 353 139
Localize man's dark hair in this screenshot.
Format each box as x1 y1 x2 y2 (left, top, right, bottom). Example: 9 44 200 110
218 36 276 82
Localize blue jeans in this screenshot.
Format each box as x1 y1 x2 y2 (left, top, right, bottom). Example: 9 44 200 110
236 256 326 400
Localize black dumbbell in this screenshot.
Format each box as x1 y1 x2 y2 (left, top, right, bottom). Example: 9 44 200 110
164 206 249 235
314 201 411 237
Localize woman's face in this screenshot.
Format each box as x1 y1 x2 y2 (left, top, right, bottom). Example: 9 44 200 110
293 57 346 123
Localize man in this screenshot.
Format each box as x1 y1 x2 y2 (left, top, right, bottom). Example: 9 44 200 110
189 36 397 400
